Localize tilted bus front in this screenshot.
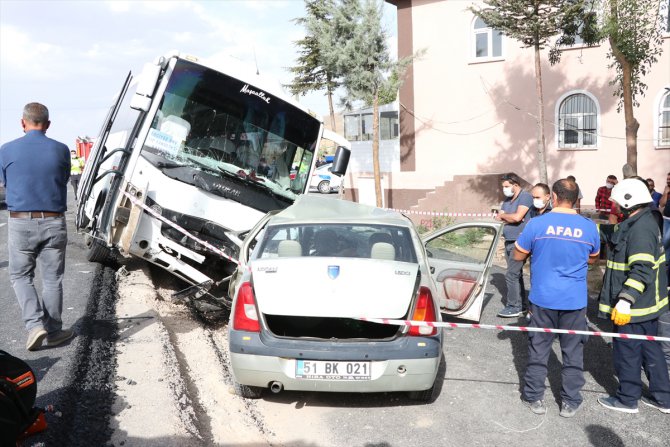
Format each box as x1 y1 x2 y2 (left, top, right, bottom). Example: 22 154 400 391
77 52 350 305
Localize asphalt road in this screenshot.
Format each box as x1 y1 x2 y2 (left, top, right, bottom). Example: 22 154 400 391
0 191 118 446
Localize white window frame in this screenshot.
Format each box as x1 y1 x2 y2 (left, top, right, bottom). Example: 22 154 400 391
653 86 670 148
470 16 504 63
555 90 600 150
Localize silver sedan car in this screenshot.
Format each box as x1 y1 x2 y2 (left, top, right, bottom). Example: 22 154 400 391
228 195 501 401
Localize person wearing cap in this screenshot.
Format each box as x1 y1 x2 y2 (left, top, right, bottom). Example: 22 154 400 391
69 149 85 201
596 178 670 413
0 102 75 351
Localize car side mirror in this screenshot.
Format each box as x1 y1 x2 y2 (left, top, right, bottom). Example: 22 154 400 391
330 146 350 176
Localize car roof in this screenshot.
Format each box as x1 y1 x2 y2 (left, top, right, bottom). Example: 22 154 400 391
269 195 412 227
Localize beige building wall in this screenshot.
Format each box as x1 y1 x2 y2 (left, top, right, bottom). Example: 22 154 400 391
382 0 670 212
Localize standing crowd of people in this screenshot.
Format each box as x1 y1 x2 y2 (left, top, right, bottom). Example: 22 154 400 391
495 171 670 416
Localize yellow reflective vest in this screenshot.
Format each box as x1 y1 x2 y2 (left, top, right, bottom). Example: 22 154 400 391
598 208 668 323
71 156 85 175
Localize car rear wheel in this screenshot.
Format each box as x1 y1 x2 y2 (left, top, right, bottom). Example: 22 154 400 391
233 380 263 399
408 355 446 403
317 180 331 194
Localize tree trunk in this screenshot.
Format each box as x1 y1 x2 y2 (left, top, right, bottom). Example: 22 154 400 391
372 92 382 207
618 55 638 176
327 91 337 133
326 76 337 132
609 2 639 176
534 40 549 185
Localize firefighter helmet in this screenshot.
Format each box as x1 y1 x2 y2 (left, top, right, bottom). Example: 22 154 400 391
610 178 652 209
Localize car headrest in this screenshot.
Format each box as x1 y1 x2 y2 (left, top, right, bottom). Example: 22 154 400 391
370 242 395 260
278 240 302 257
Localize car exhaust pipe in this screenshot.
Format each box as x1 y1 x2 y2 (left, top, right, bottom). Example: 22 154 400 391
269 381 284 394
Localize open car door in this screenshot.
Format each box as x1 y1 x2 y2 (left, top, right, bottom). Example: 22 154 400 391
422 222 502 322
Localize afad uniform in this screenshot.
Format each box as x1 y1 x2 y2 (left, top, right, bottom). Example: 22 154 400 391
515 208 600 409
598 207 668 322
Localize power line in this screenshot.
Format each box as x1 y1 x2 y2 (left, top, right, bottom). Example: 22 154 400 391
397 77 668 143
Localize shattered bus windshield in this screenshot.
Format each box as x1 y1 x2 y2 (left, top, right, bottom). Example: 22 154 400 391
140 59 319 201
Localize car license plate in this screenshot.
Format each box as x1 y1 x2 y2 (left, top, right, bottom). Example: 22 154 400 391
295 360 371 381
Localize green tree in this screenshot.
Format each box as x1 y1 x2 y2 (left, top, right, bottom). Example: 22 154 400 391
470 1 585 184
566 0 667 175
287 0 340 131
326 0 415 207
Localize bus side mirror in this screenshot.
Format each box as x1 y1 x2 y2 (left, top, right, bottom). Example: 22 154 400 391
130 63 162 111
330 146 350 176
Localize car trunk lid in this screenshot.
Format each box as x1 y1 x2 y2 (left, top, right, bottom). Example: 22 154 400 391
250 257 418 319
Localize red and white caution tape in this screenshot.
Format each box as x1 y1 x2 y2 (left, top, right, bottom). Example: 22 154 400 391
385 208 616 219
388 209 496 218
359 318 670 342
122 191 243 267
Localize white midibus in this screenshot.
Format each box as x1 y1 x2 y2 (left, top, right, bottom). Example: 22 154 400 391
77 51 350 306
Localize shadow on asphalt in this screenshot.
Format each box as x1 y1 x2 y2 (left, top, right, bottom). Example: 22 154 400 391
585 424 626 447
260 358 447 409
488 271 507 305
27 355 62 382
487 269 619 404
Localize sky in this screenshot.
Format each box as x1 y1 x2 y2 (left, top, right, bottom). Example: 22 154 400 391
0 0 397 147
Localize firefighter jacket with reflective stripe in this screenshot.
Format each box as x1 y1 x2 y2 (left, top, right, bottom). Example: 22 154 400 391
598 207 668 323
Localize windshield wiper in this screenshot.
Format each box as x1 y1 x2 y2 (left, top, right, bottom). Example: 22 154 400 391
142 151 188 169
155 159 187 169
217 167 282 197
183 157 222 175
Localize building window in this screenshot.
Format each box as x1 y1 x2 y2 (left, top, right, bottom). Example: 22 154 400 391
473 17 503 59
659 90 670 147
380 111 399 140
558 93 598 148
344 115 361 142
344 110 399 141
361 113 373 141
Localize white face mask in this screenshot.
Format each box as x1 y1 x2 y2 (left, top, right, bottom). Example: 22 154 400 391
606 182 615 189
533 198 546 209
503 186 515 198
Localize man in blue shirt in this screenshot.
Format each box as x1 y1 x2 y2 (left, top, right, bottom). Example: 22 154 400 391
0 103 74 351
495 173 533 317
514 179 600 417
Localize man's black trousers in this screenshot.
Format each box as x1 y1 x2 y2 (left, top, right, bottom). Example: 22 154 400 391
613 318 670 408
523 304 587 407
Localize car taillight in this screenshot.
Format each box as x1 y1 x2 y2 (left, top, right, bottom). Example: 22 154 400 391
409 286 437 336
233 282 260 332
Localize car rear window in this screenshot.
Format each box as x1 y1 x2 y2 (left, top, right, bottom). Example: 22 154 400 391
255 224 417 263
